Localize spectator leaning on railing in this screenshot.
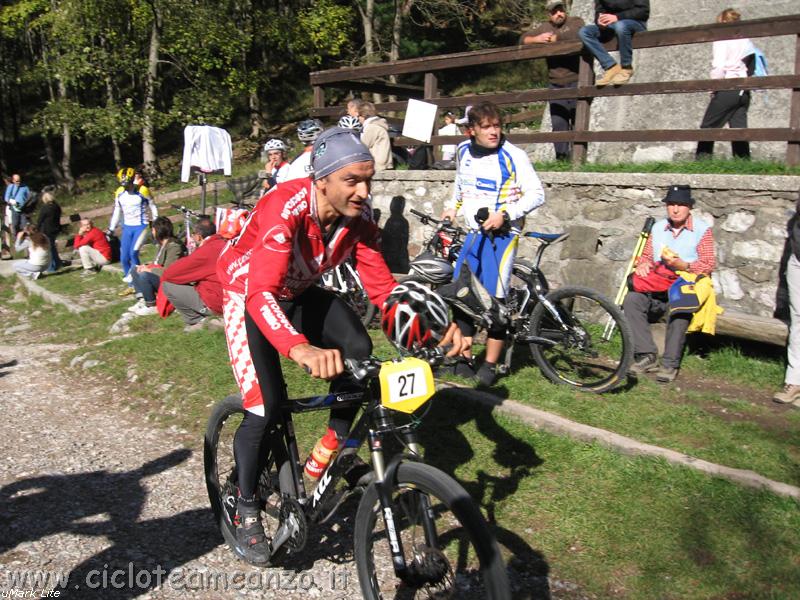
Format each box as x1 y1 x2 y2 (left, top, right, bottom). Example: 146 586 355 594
520 0 585 161
578 0 650 87
696 8 754 160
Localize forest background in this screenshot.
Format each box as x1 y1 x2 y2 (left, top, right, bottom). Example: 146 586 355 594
0 0 550 193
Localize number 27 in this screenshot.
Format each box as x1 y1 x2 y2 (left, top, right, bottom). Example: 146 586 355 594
398 373 415 397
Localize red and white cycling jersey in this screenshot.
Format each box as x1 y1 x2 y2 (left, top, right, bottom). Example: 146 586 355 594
217 177 396 357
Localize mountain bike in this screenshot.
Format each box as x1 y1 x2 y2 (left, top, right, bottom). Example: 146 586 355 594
320 257 378 327
171 204 201 254
204 349 511 599
407 211 634 393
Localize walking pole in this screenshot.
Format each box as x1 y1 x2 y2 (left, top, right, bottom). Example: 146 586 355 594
602 216 655 340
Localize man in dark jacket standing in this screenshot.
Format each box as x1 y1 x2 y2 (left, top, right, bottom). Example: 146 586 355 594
160 216 225 332
520 0 585 161
579 0 649 86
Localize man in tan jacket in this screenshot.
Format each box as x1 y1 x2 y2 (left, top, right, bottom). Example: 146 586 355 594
357 101 393 171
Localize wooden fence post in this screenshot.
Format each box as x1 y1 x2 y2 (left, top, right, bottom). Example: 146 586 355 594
313 86 325 111
424 72 439 100
788 34 800 167
424 72 440 159
572 52 594 166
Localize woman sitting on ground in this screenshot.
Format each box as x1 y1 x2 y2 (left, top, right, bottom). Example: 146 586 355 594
128 216 184 316
13 224 50 280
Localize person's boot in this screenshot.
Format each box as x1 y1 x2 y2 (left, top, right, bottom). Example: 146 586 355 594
235 497 270 566
476 361 498 387
773 384 800 406
611 65 634 85
596 63 621 86
629 353 658 375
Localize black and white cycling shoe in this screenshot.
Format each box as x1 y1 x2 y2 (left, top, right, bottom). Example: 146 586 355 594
234 499 271 566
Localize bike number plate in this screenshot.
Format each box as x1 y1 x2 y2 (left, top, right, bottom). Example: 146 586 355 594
379 358 435 414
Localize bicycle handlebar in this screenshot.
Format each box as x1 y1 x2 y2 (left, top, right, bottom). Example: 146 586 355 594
409 209 464 236
339 348 445 383
170 204 200 217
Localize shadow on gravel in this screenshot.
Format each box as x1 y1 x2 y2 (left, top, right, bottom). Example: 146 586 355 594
0 448 221 598
0 358 18 378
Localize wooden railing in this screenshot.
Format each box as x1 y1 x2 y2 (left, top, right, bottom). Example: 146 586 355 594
310 15 800 165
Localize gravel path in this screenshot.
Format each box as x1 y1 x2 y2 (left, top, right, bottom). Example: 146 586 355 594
0 342 365 599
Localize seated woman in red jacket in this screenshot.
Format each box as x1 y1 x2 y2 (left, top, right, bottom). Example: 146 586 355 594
74 218 112 275
160 215 225 332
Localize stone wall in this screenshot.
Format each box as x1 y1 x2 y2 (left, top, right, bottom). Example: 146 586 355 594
370 170 799 317
529 0 799 163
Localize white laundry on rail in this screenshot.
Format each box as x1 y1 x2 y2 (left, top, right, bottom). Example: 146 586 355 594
181 125 233 182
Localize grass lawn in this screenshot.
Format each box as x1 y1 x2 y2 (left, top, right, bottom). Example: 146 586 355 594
2 276 799 598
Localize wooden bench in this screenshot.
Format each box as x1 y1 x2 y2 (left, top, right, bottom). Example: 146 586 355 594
651 309 788 352
715 310 788 347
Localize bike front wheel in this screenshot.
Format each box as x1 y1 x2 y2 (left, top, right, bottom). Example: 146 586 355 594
353 461 510 600
528 285 633 393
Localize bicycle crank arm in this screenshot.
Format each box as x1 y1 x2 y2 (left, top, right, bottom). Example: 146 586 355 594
270 513 300 552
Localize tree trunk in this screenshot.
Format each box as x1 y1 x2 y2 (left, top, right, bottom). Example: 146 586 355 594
142 3 162 179
104 77 122 169
57 79 76 193
388 0 413 105
42 135 65 186
101 36 122 169
249 90 265 139
356 0 381 104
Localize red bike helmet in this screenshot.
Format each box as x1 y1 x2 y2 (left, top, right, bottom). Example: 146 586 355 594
381 281 449 351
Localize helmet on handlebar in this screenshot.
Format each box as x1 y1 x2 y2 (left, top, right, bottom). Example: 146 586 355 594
337 115 362 133
381 281 449 351
408 252 454 286
116 167 135 185
297 119 324 143
263 138 287 152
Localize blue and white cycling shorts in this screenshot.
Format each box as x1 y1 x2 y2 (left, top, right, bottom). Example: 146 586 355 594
454 230 519 299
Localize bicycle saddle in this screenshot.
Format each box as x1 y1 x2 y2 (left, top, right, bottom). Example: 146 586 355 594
524 231 570 244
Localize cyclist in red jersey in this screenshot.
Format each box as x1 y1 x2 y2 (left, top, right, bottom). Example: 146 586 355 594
217 127 398 564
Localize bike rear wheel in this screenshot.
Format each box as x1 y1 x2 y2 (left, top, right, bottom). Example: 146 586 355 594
528 285 633 393
354 461 510 600
203 395 294 563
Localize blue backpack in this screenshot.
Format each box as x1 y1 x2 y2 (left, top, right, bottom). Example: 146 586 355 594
747 47 769 77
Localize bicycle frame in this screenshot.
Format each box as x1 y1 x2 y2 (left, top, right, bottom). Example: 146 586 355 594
265 376 433 582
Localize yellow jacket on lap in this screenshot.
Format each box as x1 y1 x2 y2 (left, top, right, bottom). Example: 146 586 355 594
674 271 724 335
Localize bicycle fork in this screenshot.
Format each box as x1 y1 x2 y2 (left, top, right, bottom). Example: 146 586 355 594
370 413 439 585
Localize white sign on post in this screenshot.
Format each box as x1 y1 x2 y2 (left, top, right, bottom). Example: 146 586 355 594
402 99 438 143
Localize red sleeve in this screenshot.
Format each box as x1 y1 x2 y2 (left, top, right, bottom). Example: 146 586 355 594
73 233 87 249
162 236 224 285
352 221 397 308
688 228 716 275
244 190 309 356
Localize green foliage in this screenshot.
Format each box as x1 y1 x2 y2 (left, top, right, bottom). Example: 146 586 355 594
290 0 355 67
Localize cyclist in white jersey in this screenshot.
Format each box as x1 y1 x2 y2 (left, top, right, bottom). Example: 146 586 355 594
284 119 323 181
442 101 545 386
109 167 159 282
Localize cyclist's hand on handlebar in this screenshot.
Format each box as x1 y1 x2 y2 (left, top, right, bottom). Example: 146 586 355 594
289 343 344 380
441 208 456 222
